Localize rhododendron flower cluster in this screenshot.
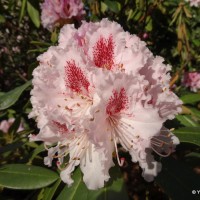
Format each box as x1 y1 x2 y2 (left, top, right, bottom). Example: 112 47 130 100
29 19 182 190
182 72 200 92
186 0 200 7
41 0 85 30
0 118 24 133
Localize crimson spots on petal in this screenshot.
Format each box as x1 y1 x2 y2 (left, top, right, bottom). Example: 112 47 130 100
106 88 129 115
52 120 68 134
93 35 114 70
65 60 90 93
147 98 154 105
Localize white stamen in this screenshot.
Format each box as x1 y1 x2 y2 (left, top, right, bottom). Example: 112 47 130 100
112 132 124 167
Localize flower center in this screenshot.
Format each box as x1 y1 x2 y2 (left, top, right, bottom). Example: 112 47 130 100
106 88 128 116
93 35 114 70
65 60 90 94
52 120 69 134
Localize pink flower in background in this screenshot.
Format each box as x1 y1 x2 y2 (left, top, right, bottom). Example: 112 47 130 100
182 72 200 92
41 0 85 30
186 0 200 7
0 118 24 133
29 19 182 190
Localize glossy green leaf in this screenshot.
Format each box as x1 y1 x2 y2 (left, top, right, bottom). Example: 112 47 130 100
19 0 27 22
187 107 200 119
193 39 200 47
57 166 129 200
156 157 200 200
185 152 200 159
181 93 200 104
0 80 32 110
173 127 200 146
0 164 59 189
127 9 134 21
104 0 121 13
27 1 40 28
133 11 143 21
30 41 51 46
101 2 107 13
28 143 45 164
145 16 153 31
27 48 48 53
136 0 145 10
51 30 58 43
176 115 199 127
43 179 61 200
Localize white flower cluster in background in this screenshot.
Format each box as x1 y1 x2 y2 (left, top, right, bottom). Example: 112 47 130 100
41 0 85 30
186 0 200 7
0 118 24 133
29 19 182 190
182 72 200 92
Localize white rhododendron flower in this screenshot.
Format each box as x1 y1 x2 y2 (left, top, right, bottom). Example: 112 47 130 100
0 118 24 133
29 19 182 190
185 0 200 7
182 71 200 92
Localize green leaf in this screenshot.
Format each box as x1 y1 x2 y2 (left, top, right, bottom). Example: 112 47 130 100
136 0 145 10
127 9 134 21
100 2 107 13
30 41 51 46
0 80 32 110
28 143 45 164
173 127 200 146
19 0 27 22
43 179 61 200
185 152 200 159
193 39 200 47
183 6 192 18
156 157 200 200
0 15 6 23
57 166 129 200
145 16 152 31
176 115 199 127
187 107 200 119
170 6 181 26
133 11 143 21
27 1 40 28
181 93 200 104
104 0 121 13
27 48 48 53
0 164 59 189
51 30 58 43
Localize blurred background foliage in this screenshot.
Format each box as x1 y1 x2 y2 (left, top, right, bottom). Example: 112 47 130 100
0 0 200 199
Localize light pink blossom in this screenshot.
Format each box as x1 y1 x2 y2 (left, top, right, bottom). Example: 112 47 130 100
40 0 85 30
29 19 182 190
0 118 24 133
182 71 200 92
186 0 200 7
